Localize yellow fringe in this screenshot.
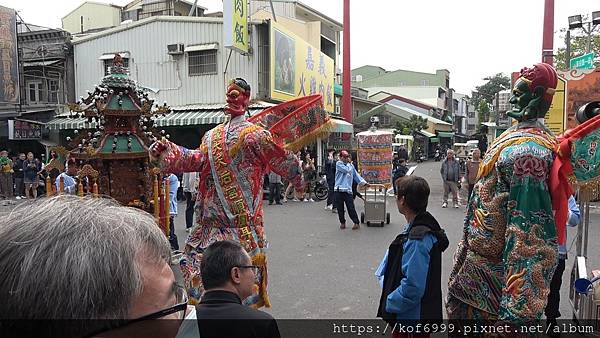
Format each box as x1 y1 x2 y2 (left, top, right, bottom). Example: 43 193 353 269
251 252 271 308
284 119 333 152
477 136 556 180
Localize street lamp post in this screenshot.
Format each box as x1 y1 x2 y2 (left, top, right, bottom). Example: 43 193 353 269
568 12 600 60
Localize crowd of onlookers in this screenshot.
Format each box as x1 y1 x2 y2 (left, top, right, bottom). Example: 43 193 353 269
0 150 47 203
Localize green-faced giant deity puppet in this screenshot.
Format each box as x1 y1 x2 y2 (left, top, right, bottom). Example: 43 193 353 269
447 63 564 325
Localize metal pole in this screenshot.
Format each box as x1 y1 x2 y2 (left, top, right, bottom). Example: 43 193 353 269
586 22 592 54
566 29 571 69
342 0 352 122
188 0 198 16
268 0 277 22
541 0 554 65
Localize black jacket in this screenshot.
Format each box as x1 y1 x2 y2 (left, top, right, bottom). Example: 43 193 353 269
377 211 449 323
13 159 24 179
325 158 336 183
196 290 280 338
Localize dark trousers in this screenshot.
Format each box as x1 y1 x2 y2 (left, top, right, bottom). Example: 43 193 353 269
184 191 195 229
169 215 179 250
269 183 281 203
326 181 335 206
14 177 24 196
335 191 359 225
0 173 13 198
545 257 566 320
468 184 475 201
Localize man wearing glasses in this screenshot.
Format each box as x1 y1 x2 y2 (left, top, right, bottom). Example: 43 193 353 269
0 196 198 338
196 240 281 338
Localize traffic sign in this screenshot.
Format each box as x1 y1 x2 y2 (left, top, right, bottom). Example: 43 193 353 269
570 52 595 69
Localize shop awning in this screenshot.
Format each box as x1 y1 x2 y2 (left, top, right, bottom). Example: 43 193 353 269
154 111 226 127
45 117 97 130
330 118 354 134
417 130 436 138
44 102 274 130
437 131 454 138
430 137 439 143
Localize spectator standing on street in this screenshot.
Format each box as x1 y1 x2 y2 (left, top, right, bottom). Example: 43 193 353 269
268 171 283 205
196 240 281 338
166 173 180 251
283 151 303 202
440 149 460 208
55 158 78 195
324 150 337 210
182 171 199 232
392 158 409 195
302 153 316 202
334 150 368 230
465 149 481 200
0 196 198 338
376 176 449 337
23 152 40 199
13 153 25 199
0 150 14 200
397 145 409 162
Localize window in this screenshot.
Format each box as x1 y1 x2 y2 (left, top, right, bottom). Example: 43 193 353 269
355 75 363 82
468 124 476 131
188 50 217 76
47 79 59 103
104 58 129 76
380 115 390 126
27 81 43 103
468 111 476 118
421 79 429 86
398 81 406 86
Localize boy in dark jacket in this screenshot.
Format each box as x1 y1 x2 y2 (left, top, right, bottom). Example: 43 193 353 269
376 176 449 337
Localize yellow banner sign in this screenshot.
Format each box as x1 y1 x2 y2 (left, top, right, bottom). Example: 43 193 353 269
223 0 248 54
545 76 566 135
270 22 335 113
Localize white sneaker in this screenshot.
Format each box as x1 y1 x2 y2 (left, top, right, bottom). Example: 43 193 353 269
442 202 448 208
15 196 21 200
304 199 309 202
309 198 315 202
454 204 459 208
326 205 333 210
283 198 288 203
293 198 300 202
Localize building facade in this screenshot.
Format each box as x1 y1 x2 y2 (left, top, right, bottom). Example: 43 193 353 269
0 22 75 157
62 1 123 35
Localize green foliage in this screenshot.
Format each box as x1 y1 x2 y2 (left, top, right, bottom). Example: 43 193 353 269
555 30 600 71
477 100 490 126
394 115 428 136
471 73 511 110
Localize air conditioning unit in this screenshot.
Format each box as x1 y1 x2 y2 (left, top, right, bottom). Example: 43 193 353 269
167 43 184 55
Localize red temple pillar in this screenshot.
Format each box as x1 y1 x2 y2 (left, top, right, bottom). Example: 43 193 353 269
342 0 352 122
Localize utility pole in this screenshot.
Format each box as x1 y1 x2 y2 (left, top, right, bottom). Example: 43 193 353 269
542 0 554 65
566 30 571 68
342 0 352 123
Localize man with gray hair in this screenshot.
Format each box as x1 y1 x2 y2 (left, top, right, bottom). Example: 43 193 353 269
0 195 198 338
440 149 460 208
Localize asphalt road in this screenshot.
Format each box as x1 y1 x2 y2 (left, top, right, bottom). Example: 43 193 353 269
2 159 598 321
173 160 600 320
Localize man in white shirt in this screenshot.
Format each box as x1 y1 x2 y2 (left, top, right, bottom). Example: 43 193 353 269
181 172 199 232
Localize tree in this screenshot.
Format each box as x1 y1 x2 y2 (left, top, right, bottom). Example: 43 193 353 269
477 100 490 127
471 73 510 109
555 29 600 70
394 115 428 160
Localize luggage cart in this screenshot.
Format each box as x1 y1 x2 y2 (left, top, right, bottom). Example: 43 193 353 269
360 184 390 227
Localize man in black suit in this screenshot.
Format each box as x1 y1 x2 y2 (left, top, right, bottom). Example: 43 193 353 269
196 240 281 338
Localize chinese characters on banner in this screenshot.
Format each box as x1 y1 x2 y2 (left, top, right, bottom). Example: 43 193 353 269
8 120 42 140
0 6 19 104
223 0 248 54
270 21 335 114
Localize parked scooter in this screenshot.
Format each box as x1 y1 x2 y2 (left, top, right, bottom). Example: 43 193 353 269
415 150 426 163
313 174 329 201
434 149 441 161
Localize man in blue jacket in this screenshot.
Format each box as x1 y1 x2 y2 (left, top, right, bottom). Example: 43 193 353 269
334 150 368 230
376 176 449 334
